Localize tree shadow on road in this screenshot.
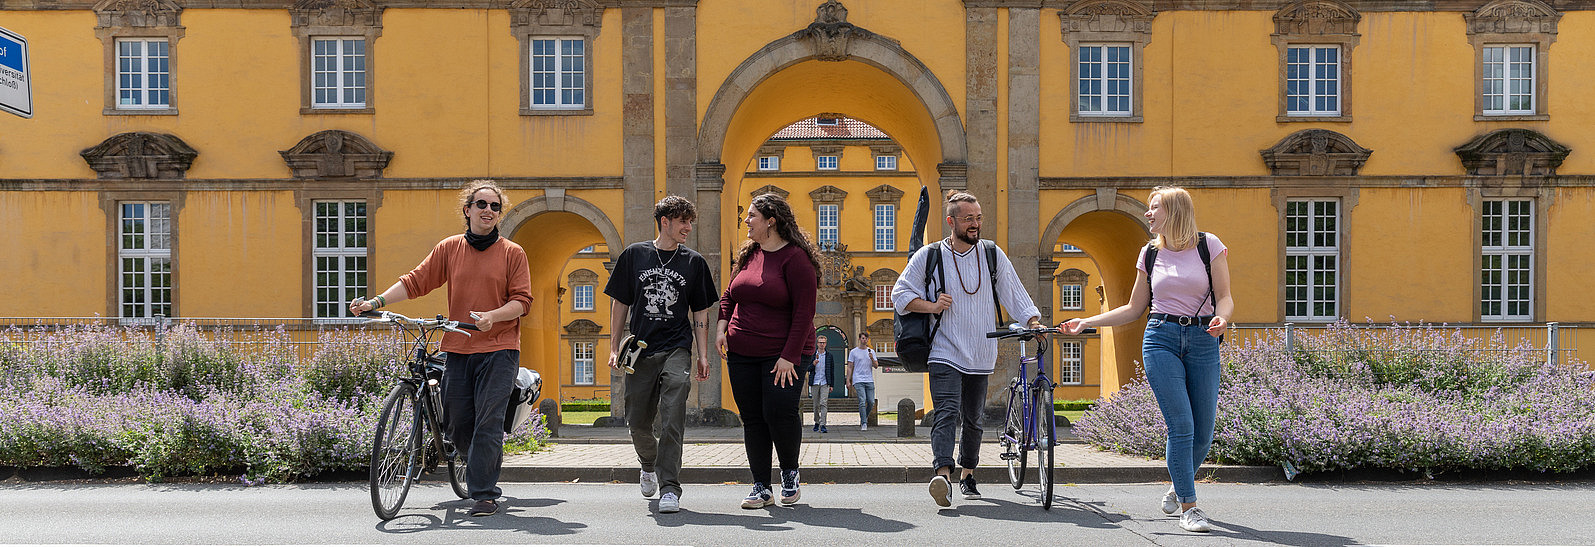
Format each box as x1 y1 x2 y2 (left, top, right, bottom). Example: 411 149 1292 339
647 503 914 533
374 496 586 536
931 494 1125 529
1155 519 1357 546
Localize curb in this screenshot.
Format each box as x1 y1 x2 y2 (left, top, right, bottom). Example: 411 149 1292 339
498 465 1284 484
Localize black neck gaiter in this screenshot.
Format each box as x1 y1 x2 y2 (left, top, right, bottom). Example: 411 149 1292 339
464 227 499 251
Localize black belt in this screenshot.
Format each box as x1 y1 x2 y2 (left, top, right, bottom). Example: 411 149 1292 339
1149 312 1214 327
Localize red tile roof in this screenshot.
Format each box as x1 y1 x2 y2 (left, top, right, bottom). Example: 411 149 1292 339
770 116 890 140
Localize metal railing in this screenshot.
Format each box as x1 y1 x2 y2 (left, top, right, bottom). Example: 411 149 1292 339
1227 322 1581 365
0 315 407 361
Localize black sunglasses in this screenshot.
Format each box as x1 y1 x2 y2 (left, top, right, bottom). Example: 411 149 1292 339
472 200 502 212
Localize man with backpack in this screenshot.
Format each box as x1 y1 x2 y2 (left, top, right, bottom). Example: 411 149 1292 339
892 190 1042 508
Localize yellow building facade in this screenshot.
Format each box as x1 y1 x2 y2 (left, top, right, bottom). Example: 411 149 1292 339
4 0 1593 414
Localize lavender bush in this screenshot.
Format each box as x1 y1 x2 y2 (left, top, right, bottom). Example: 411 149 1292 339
0 324 549 482
1075 323 1595 474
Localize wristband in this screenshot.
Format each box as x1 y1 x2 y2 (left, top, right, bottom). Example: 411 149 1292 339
376 295 387 308
367 297 381 310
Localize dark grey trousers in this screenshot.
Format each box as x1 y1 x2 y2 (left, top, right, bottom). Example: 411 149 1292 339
625 347 691 497
443 349 519 501
928 361 988 472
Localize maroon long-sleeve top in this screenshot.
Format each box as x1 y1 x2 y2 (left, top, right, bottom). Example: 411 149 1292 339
719 243 818 364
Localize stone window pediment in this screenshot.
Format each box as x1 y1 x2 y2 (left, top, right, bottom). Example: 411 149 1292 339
567 268 599 286
510 0 605 33
81 132 198 179
1057 268 1090 284
1260 129 1372 176
1272 0 1360 36
1466 0 1560 35
280 130 393 179
750 184 790 200
810 185 848 206
94 0 183 29
865 184 905 206
1454 128 1570 176
563 318 603 337
290 0 384 29
758 145 786 158
869 268 898 285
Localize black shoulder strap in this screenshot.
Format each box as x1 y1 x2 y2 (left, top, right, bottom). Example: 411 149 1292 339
983 240 1005 326
1195 232 1215 315
1143 243 1158 310
922 241 945 339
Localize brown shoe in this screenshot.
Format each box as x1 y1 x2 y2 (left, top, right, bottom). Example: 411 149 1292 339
470 499 499 516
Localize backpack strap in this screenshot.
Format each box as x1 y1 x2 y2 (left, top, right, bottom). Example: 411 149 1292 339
983 240 1006 326
922 241 945 340
1142 243 1159 311
1194 232 1215 316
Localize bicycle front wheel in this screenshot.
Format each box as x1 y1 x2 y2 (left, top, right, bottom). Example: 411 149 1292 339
1035 379 1056 510
370 382 421 521
1002 380 1027 490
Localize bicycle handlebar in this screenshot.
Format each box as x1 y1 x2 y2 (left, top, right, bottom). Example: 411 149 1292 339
985 323 1097 338
359 310 479 336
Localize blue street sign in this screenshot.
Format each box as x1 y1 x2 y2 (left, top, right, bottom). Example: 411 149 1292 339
0 25 32 119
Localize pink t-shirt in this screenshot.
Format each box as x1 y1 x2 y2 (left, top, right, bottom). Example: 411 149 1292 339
1137 234 1228 317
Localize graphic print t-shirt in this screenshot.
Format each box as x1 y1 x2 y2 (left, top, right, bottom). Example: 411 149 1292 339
604 241 718 358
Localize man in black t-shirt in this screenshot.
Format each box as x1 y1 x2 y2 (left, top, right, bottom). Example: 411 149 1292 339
605 196 718 514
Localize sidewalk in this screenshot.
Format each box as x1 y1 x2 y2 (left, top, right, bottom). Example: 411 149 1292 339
502 423 1281 484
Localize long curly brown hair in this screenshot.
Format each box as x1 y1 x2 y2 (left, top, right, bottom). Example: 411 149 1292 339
732 193 821 280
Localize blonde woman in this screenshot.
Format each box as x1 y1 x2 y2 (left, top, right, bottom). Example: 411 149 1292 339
1061 186 1233 533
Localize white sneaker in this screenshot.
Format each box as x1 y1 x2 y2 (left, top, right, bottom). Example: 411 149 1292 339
658 492 680 513
640 470 658 498
1180 507 1213 533
861 424 868 431
1160 487 1179 515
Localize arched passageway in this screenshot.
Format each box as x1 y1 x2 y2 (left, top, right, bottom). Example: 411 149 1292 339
1041 193 1151 397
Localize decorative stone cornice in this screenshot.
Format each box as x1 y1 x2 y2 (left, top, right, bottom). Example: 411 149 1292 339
793 0 877 62
1057 268 1090 283
510 0 604 31
80 132 198 179
1465 0 1560 35
1060 0 1155 38
279 130 393 179
563 318 603 336
809 184 847 204
1273 0 1360 36
865 184 905 203
289 0 384 29
749 184 790 200
809 144 844 156
1260 129 1372 176
568 268 599 285
869 268 898 284
1454 128 1570 176
93 0 183 29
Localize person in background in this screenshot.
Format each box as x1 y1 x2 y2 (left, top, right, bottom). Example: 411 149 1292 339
844 332 877 432
808 335 833 434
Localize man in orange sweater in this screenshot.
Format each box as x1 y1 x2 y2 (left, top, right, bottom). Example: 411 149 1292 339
350 180 533 517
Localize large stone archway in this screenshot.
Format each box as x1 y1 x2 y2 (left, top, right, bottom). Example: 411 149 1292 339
1039 191 1152 396
689 6 969 411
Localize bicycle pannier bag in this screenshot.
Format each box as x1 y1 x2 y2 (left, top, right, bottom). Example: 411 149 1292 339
503 367 542 434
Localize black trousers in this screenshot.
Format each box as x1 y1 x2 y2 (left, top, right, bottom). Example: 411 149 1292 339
443 349 518 501
727 352 808 485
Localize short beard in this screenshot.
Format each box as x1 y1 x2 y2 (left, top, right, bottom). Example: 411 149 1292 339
956 229 980 246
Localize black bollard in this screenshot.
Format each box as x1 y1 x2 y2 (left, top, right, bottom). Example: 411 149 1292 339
538 398 560 438
897 398 916 437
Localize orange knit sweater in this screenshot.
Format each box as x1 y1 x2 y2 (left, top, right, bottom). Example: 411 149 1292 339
399 234 533 354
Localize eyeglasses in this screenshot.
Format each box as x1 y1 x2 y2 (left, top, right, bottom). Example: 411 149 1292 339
472 200 503 212
954 214 983 224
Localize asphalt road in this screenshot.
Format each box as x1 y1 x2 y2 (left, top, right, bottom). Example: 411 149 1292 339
2 480 1593 545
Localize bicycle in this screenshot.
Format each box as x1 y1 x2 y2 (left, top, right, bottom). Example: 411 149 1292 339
988 323 1091 510
363 310 478 521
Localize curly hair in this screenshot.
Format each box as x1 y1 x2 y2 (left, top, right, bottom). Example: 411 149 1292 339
458 180 507 231
733 193 821 280
654 195 697 229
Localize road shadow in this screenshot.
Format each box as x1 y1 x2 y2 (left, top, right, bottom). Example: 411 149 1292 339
932 494 1125 529
1142 519 1357 546
374 496 585 536
647 503 914 533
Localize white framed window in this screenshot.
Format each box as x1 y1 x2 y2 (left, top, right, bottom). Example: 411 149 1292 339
116 39 170 109
1482 45 1535 116
1286 46 1340 116
875 155 897 171
1481 199 1533 321
120 202 173 321
311 37 366 108
816 155 839 171
1059 243 1083 253
758 156 780 171
1057 341 1083 385
580 245 596 253
573 284 594 311
875 341 896 353
1285 200 1340 321
313 201 368 320
573 341 596 385
1077 44 1132 116
817 204 839 248
873 284 893 311
1060 284 1083 311
531 37 586 109
873 204 895 252
816 116 839 126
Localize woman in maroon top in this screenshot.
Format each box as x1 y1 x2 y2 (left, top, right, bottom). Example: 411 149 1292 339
716 193 819 509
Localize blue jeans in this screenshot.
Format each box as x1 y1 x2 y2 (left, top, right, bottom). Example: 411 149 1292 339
852 381 875 425
1142 317 1221 504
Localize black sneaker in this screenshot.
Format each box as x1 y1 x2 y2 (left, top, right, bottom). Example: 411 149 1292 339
959 476 981 500
470 499 499 516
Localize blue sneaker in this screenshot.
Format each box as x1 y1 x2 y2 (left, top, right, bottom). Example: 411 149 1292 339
741 483 773 509
780 469 801 505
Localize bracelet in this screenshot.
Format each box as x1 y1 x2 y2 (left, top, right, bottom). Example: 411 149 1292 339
367 297 381 310
376 295 387 308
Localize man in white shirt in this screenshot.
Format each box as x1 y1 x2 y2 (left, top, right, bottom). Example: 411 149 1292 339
844 332 878 432
892 190 1041 507
807 335 832 433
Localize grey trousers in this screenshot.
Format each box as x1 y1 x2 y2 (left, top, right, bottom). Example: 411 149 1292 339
809 384 829 427
625 347 691 496
928 362 988 473
443 349 519 501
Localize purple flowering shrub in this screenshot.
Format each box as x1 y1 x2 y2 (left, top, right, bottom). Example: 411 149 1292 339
1075 323 1595 474
0 324 548 482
